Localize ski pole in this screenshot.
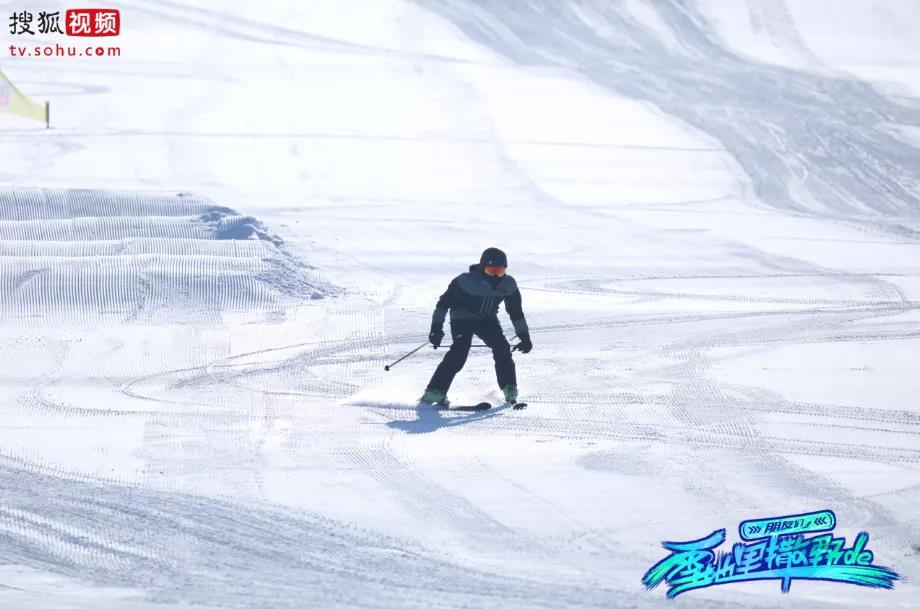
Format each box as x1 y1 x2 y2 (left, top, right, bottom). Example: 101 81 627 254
384 341 429 371
384 341 501 370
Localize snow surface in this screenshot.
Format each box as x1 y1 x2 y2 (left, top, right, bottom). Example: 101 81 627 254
1 1 919 608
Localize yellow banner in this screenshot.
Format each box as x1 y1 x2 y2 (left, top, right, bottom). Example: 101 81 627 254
0 69 48 125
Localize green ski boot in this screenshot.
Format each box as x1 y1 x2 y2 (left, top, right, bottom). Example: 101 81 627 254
420 388 449 407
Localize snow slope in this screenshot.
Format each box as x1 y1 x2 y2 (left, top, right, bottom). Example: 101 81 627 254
0 188 333 326
1 1 919 608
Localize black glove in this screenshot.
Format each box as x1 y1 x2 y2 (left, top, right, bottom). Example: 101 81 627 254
429 326 444 348
513 333 533 354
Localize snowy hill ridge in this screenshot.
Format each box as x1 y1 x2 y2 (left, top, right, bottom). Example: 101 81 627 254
0 188 336 324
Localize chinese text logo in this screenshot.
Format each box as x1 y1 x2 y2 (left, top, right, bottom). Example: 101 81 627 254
643 510 900 598
9 8 120 37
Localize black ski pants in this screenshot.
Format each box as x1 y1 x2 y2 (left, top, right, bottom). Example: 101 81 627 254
427 316 516 392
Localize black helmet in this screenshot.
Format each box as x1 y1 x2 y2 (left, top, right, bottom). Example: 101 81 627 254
480 247 507 267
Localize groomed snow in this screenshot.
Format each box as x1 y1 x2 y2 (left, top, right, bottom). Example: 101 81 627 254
0 1 918 608
0 188 334 325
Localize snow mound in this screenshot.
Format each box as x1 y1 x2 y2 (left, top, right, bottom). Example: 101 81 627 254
0 188 337 324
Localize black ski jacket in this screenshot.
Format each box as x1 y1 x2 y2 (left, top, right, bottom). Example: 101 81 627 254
431 264 529 337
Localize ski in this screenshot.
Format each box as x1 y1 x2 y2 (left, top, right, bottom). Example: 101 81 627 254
417 400 491 411
451 400 527 410
451 402 492 412
417 399 525 411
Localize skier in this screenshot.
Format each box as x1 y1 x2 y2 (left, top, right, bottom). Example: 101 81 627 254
420 247 532 407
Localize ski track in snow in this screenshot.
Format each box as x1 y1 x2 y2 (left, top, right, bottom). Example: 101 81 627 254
2 1 920 608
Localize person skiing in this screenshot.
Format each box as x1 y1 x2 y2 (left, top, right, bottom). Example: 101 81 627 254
421 247 532 406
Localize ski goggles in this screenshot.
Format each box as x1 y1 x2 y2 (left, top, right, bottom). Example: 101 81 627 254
483 265 506 277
